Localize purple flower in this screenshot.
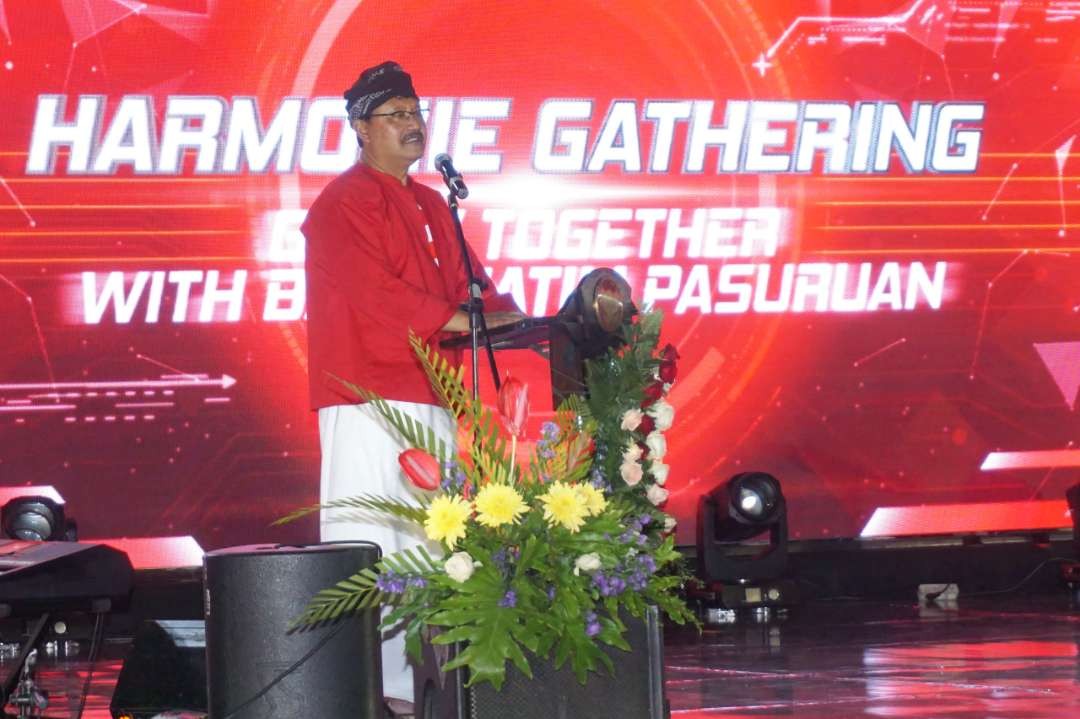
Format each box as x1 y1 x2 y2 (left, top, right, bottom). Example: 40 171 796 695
440 460 467 492
376 570 427 594
536 426 559 460
540 421 560 440
637 554 657 574
498 590 517 608
593 571 626 597
585 611 601 637
376 570 408 594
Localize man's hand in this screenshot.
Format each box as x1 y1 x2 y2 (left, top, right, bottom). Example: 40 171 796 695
484 311 526 329
441 310 526 333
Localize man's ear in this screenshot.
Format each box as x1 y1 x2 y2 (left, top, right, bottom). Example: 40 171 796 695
352 118 370 145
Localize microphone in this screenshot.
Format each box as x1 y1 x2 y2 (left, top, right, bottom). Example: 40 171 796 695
434 153 469 199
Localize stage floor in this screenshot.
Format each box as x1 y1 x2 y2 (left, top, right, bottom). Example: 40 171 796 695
666 594 1080 718
7 594 1080 718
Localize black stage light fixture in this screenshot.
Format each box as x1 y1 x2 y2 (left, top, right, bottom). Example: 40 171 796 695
697 472 789 585
556 268 634 352
1 496 76 541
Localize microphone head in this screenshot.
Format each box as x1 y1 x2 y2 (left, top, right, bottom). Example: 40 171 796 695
434 153 452 169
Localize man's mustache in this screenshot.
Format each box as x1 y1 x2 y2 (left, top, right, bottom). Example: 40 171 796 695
402 131 424 144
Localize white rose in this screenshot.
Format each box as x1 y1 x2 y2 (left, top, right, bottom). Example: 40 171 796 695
622 441 643 463
444 552 475 583
646 484 669 506
650 461 669 486
620 408 643 431
573 552 602 576
663 515 677 532
645 431 667 460
620 459 643 486
647 399 675 432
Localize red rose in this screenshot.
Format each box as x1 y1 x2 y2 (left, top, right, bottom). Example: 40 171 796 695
658 344 679 384
641 381 664 406
638 413 656 435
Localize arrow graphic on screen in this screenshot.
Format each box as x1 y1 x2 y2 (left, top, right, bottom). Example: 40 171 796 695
0 374 237 392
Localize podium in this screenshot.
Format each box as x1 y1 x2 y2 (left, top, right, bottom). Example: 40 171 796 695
442 269 634 405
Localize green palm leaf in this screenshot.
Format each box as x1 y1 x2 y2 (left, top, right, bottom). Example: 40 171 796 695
274 493 428 526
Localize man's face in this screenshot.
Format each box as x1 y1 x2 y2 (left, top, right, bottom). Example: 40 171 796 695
354 96 426 169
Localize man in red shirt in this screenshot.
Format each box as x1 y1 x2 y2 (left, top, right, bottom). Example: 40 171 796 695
302 61 521 712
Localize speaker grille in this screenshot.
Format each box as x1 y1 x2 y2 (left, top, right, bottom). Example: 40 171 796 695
203 543 383 719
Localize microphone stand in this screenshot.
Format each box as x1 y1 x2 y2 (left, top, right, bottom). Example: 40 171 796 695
446 191 502 400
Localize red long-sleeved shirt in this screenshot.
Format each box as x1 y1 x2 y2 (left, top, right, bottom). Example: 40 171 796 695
303 162 515 410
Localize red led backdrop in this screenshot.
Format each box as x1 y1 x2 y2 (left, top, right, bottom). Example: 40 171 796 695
1 1 1078 548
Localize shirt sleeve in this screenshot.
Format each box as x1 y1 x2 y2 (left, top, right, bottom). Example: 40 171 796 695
460 240 523 314
304 191 459 341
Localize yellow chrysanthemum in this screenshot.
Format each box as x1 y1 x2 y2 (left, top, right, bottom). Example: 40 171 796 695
538 483 589 533
575 483 607 517
424 495 472 547
474 483 529 528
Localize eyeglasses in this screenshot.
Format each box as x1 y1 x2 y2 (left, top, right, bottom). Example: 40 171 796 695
367 109 424 123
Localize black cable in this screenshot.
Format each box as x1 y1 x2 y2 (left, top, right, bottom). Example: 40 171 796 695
923 584 955 602
73 611 105 719
963 557 1071 597
220 622 346 719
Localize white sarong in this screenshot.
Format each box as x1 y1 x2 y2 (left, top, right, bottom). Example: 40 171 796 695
318 400 454 702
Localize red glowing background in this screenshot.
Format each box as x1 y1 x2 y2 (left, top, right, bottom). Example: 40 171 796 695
1 1 1078 548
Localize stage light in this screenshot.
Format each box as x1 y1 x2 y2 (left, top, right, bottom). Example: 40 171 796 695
697 472 789 585
557 268 634 352
1 496 76 541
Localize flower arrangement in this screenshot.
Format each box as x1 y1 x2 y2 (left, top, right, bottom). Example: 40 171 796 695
281 309 695 689
581 309 679 520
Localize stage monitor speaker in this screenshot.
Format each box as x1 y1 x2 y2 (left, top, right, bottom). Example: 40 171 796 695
415 605 669 719
109 619 207 719
0 540 133 618
203 542 382 719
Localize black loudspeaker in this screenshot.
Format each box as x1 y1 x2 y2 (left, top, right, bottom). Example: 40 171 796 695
415 605 668 719
110 620 207 718
203 543 383 719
